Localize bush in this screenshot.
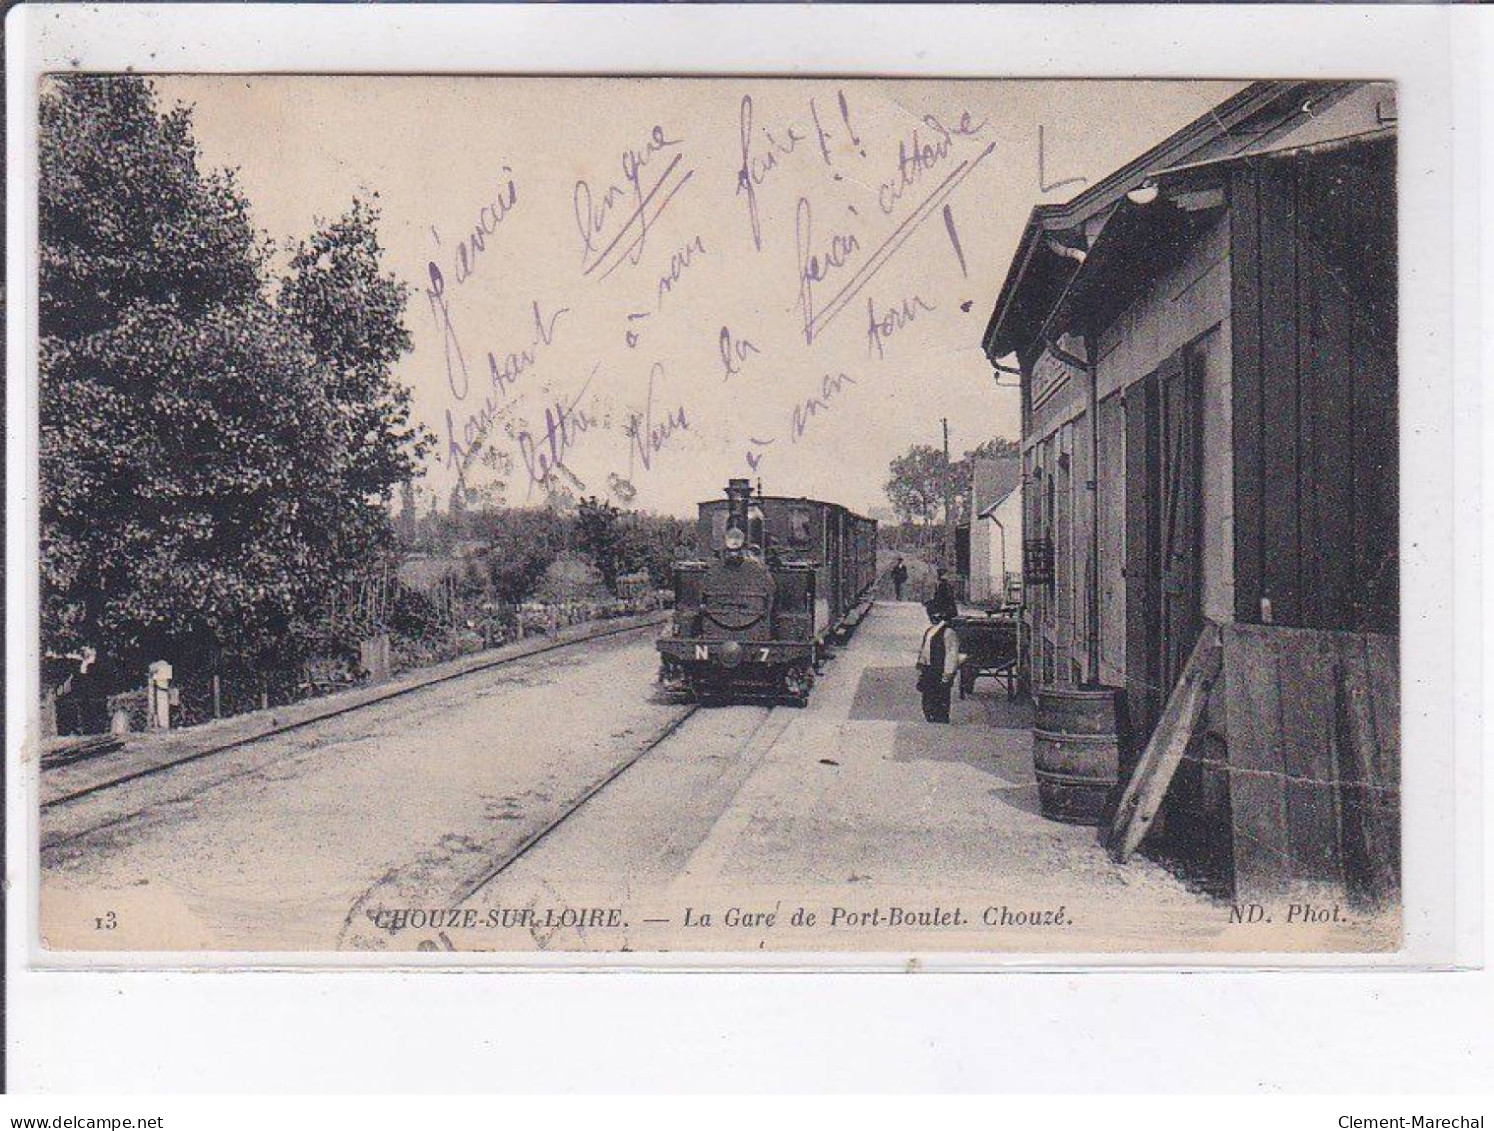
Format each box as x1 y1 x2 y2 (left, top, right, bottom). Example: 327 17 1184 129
534 556 609 603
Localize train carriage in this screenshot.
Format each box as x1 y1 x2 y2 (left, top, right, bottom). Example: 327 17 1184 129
658 479 877 705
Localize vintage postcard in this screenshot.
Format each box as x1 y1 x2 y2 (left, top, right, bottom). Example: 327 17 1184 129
32 74 1402 957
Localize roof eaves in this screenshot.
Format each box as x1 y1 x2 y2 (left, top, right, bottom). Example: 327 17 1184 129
982 202 1066 358
983 80 1314 361
1148 123 1397 183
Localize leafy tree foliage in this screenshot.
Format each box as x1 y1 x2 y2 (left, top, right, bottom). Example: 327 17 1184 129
403 502 692 601
884 444 948 527
884 437 1020 528
575 496 622 592
616 513 695 588
467 508 570 604
40 77 263 340
279 198 433 572
44 299 340 662
39 76 427 673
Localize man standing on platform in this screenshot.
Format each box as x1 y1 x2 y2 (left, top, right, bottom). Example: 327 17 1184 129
930 568 959 622
916 601 961 724
891 557 908 601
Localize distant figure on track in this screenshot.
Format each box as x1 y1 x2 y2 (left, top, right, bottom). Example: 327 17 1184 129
891 557 908 601
916 601 961 724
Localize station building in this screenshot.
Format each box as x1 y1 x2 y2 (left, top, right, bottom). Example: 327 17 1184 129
982 81 1400 903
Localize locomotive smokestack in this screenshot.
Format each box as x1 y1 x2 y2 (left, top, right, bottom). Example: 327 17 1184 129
725 478 752 529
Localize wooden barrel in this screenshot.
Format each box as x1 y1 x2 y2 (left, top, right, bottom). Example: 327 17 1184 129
1032 686 1122 825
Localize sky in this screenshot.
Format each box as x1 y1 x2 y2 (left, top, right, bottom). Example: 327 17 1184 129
152 76 1243 518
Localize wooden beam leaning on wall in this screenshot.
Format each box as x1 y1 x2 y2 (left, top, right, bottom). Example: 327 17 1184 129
1108 624 1224 862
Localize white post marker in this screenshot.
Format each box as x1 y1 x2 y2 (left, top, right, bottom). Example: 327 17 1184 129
147 659 173 730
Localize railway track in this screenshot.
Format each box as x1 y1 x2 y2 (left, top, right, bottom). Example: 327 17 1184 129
44 602 813 950
338 701 793 950
39 619 676 863
453 702 797 904
40 615 667 816
447 702 706 906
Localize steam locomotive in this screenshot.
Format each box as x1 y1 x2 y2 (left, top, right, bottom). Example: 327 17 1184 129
657 479 877 706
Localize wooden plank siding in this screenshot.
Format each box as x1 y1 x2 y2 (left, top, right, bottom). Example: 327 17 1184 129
1096 391 1127 686
1222 623 1400 906
1300 154 1358 629
1124 373 1160 742
1229 141 1398 636
1221 624 1291 891
1220 142 1398 902
1350 153 1400 637
1338 632 1402 904
1256 162 1303 628
1230 165 1265 627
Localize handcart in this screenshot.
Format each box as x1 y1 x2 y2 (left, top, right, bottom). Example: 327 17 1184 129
952 611 1021 699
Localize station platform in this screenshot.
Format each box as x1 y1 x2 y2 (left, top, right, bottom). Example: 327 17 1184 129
681 597 1168 902
454 597 1243 954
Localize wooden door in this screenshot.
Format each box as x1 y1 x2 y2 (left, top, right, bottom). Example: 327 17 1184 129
1054 424 1073 681
1159 348 1205 691
1096 391 1127 685
1124 369 1161 743
1123 349 1204 748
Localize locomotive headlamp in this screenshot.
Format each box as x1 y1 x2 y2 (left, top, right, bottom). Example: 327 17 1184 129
723 527 746 551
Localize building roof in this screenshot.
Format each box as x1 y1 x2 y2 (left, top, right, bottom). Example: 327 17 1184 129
982 80 1392 362
1040 129 1396 355
970 457 1021 518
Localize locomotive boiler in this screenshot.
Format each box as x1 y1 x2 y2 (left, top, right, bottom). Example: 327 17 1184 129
657 479 877 706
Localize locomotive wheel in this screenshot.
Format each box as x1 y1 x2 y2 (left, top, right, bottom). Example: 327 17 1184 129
783 664 814 707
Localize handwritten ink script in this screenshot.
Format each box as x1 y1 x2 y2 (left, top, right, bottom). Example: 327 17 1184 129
626 362 689 477
576 125 693 281
406 82 1074 511
794 131 997 344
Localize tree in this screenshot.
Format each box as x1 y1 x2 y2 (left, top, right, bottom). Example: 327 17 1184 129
616 513 694 587
396 481 419 545
469 507 569 604
278 199 434 575
39 76 428 677
884 444 948 528
42 258 342 666
575 496 622 592
42 76 278 663
884 436 1020 531
40 77 263 343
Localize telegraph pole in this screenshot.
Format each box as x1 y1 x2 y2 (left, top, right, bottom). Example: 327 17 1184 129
942 417 955 571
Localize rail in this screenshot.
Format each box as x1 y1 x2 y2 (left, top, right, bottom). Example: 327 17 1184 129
40 611 670 815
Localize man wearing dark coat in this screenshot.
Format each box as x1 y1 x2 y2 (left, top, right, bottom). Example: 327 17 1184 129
890 557 908 601
930 568 959 622
916 601 961 723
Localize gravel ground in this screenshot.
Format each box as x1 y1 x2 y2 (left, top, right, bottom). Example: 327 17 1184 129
450 601 1396 956
41 603 1396 956
40 627 687 951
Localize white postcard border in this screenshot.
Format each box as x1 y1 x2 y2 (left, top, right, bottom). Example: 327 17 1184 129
4 0 1485 1092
